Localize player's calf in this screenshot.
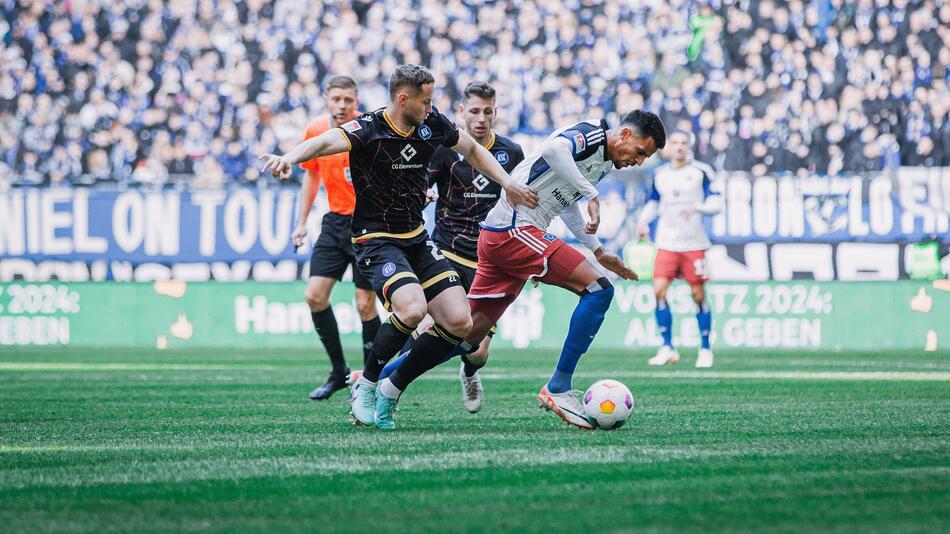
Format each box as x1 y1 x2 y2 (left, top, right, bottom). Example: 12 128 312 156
547 277 614 394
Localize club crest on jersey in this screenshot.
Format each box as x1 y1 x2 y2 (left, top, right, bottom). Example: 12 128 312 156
495 151 509 165
418 125 432 139
342 120 362 133
382 262 397 277
542 233 557 242
573 133 586 152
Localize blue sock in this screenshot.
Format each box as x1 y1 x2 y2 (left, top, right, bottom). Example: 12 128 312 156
379 342 474 381
696 300 711 349
655 298 673 347
547 284 614 393
379 350 409 381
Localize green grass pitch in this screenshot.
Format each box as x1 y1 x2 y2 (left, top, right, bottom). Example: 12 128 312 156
1 347 948 533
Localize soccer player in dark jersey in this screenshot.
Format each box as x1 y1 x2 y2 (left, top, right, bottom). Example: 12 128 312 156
295 75 381 401
259 65 538 430
379 81 524 413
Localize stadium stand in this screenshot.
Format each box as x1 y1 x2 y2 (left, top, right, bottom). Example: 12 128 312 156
0 0 947 189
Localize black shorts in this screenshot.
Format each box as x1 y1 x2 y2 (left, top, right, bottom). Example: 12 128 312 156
309 212 372 290
442 252 477 292
354 234 463 311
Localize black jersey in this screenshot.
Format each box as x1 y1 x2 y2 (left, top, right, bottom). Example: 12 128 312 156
427 132 524 260
337 107 460 242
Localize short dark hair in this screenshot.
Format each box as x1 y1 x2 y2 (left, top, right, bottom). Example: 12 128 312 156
389 64 435 99
463 81 496 102
324 75 358 93
621 110 667 149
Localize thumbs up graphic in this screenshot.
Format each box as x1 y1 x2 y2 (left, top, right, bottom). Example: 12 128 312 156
910 287 932 313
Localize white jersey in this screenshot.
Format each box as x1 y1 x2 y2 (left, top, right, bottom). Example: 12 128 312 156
482 119 613 233
648 161 719 252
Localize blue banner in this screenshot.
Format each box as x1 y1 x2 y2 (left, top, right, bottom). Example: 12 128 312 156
0 188 301 262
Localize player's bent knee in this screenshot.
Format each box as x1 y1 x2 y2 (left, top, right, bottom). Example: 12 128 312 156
354 291 377 317
443 310 473 338
304 289 330 311
393 299 427 327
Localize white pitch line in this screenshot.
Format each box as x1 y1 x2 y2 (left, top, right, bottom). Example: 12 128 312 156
1 362 950 381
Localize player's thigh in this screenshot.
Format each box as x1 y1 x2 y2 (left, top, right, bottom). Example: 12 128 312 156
426 285 472 336
653 249 681 283
681 250 709 286
354 240 422 316
536 243 594 293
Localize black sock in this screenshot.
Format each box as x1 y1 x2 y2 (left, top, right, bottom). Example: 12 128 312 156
398 331 419 356
361 317 381 367
389 324 462 391
362 314 414 382
312 308 347 374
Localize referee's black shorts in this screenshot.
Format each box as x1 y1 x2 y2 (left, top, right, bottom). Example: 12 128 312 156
309 212 372 290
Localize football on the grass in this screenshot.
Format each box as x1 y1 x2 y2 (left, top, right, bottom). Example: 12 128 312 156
583 379 634 429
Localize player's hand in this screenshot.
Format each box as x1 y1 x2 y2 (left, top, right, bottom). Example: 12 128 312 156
292 224 307 250
257 153 292 180
595 248 639 281
586 197 601 234
505 183 539 209
425 188 439 205
636 224 650 241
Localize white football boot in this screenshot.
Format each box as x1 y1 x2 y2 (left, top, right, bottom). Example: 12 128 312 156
538 386 593 429
460 362 484 414
648 345 680 366
695 348 714 368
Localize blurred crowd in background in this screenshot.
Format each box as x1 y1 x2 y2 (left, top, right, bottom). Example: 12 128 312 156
0 0 947 188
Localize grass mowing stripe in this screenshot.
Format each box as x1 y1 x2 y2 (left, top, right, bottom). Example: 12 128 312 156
3 440 947 490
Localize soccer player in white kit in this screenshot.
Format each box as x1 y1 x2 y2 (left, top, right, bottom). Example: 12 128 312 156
636 131 722 368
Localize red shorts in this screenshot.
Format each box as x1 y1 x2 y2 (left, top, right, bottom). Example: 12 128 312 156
653 249 708 285
469 226 586 307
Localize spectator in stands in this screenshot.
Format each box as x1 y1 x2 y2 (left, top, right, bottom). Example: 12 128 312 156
0 0 946 188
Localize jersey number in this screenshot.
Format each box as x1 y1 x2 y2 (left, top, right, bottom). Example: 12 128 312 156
427 241 444 260
693 258 707 277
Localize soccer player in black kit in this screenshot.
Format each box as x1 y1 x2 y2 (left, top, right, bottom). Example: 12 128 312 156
259 65 538 430
379 81 524 414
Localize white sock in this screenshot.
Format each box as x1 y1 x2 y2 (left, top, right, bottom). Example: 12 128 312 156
356 375 376 387
379 378 402 400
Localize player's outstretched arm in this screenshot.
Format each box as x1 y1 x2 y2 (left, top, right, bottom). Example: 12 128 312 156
452 130 539 209
258 129 350 180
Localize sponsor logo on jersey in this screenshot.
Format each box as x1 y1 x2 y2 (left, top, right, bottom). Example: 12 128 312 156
382 262 397 277
573 133 586 152
342 120 362 133
472 174 490 191
418 125 432 139
495 151 509 165
551 188 580 208
400 144 417 161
